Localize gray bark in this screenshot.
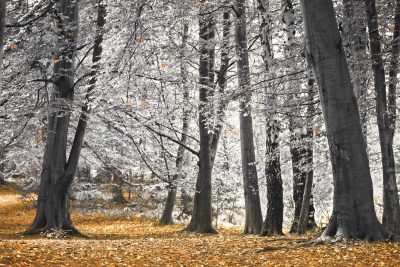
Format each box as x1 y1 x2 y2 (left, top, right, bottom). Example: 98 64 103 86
365 0 400 234
186 2 217 234
300 0 387 241
160 186 177 225
235 0 263 235
185 10 231 233
259 0 283 236
297 80 316 234
342 0 369 142
160 22 190 226
27 0 105 235
0 0 5 91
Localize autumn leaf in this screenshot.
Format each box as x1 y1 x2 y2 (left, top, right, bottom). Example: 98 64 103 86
125 99 133 107
315 127 322 137
243 83 252 89
139 100 149 109
136 36 145 44
10 43 18 52
1 185 400 266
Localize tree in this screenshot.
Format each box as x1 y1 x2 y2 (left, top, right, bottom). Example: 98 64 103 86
0 0 5 87
257 0 283 236
26 0 105 235
296 75 316 234
160 22 190 225
235 0 263 234
300 0 387 241
342 0 368 142
282 0 317 234
365 0 400 234
185 1 217 234
0 0 5 186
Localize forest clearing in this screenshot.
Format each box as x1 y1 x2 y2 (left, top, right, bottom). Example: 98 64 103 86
1 184 400 266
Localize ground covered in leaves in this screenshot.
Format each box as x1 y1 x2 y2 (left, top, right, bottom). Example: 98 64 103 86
1 184 400 266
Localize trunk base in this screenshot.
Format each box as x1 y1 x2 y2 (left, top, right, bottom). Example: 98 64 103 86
25 224 86 238
314 213 389 243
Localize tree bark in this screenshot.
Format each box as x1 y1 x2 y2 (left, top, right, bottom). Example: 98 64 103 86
185 10 231 233
297 80 316 234
160 22 190 226
235 0 263 235
342 0 368 142
187 2 217 234
365 0 400 234
27 0 105 235
0 0 5 89
160 186 177 225
300 0 388 242
259 0 283 236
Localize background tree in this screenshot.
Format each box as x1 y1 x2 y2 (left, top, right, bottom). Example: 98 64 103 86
235 0 263 235
365 0 400 234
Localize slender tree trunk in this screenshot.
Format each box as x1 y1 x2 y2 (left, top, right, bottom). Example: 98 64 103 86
259 0 283 236
235 0 263 235
160 186 177 225
189 2 217 234
185 10 231 232
365 0 400 234
300 0 387 242
27 0 105 235
280 0 314 233
0 0 5 90
297 78 316 234
160 22 190 226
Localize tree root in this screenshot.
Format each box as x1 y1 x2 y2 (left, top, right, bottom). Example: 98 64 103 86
25 226 88 238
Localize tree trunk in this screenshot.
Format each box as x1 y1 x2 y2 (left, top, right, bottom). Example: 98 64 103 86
261 119 284 236
342 0 369 143
300 0 388 242
0 0 5 89
289 76 317 233
365 0 400 234
297 82 316 234
258 0 283 236
160 186 177 225
235 0 263 235
189 2 217 234
27 0 105 235
185 10 231 233
160 22 190 226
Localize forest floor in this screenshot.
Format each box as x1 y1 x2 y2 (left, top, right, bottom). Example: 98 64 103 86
1 184 400 266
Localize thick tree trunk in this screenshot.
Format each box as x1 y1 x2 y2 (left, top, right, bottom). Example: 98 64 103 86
300 0 387 242
27 0 105 235
365 0 400 234
235 0 263 235
185 10 231 233
160 22 190 226
342 0 369 143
